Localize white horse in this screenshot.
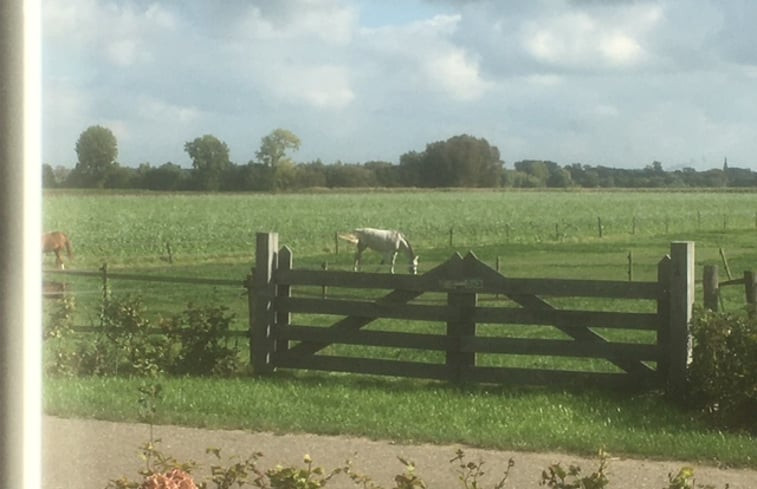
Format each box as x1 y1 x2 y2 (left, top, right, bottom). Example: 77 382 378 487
338 228 419 274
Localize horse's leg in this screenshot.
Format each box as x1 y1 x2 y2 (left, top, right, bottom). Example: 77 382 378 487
354 243 367 272
54 249 63 269
389 251 398 274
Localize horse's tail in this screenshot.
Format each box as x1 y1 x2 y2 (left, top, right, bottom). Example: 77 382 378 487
338 232 360 245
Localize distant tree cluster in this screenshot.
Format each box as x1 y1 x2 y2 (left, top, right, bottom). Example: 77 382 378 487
43 125 757 190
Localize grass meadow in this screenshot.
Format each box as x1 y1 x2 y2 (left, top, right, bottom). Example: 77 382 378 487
42 189 757 467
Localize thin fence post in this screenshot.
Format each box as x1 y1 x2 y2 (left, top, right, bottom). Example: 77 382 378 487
495 256 501 300
744 270 756 319
334 232 339 255
597 217 603 238
667 241 695 398
251 232 278 375
627 251 633 281
719 247 733 280
99 262 109 327
321 261 328 299
703 265 719 312
165 241 173 264
449 227 454 247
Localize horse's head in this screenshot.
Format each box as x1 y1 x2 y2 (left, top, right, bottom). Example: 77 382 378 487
408 255 419 275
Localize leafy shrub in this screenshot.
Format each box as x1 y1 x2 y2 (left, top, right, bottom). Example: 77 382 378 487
44 295 244 377
160 303 240 376
687 307 757 432
44 294 76 339
98 294 169 376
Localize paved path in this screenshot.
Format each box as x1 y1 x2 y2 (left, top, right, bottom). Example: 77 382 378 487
42 416 756 489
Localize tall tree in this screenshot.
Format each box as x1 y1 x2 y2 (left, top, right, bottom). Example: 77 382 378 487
256 128 301 167
255 128 301 190
184 134 231 191
74 125 118 187
400 134 503 187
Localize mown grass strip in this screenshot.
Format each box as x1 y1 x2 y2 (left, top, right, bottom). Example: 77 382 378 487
43 373 757 468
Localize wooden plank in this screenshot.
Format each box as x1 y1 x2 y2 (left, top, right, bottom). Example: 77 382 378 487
278 297 452 322
276 269 421 290
281 297 658 330
276 354 450 381
744 270 756 319
277 268 659 299
473 307 660 330
280 325 452 350
463 336 659 360
702 264 719 311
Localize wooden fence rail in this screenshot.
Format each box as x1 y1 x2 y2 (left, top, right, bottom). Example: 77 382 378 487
251 233 695 394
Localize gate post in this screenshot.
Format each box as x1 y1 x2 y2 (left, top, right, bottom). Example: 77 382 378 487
744 270 756 319
703 265 719 311
251 232 279 374
667 241 695 397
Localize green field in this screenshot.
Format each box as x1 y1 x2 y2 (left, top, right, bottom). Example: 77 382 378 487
43 189 757 321
42 189 757 467
43 189 757 269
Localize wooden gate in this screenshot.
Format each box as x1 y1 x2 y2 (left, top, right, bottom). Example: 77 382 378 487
249 233 694 393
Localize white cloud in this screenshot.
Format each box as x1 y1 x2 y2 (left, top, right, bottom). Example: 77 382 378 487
137 97 201 124
236 0 357 44
521 4 661 70
423 48 491 101
265 64 355 110
104 39 140 67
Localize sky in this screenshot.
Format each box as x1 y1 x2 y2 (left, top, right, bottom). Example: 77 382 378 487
41 0 757 171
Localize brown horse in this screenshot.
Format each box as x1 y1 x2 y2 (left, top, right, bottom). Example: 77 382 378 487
42 231 73 269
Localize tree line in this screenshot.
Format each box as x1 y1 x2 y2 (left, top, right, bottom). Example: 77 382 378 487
42 125 757 191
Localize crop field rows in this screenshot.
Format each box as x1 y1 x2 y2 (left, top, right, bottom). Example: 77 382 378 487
44 190 757 269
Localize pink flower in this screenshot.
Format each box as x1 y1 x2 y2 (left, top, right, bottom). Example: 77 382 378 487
140 469 197 489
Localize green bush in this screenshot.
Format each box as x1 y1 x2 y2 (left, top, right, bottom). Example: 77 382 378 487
688 307 757 432
44 296 240 377
160 303 240 376
100 294 169 376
